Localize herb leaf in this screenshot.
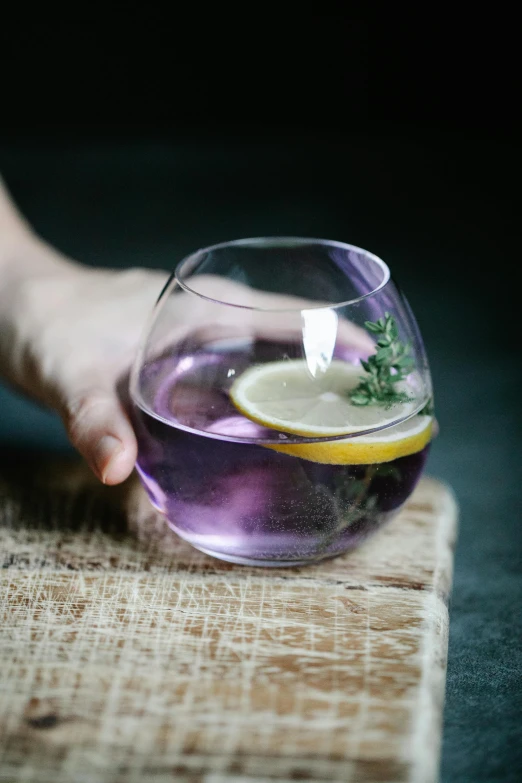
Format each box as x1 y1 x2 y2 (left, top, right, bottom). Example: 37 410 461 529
419 397 435 416
349 312 415 408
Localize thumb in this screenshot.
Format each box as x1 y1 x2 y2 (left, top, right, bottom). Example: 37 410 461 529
63 386 137 485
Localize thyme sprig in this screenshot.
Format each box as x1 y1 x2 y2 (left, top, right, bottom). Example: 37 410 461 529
349 312 414 407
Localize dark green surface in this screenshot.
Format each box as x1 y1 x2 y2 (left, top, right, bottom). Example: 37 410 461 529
1 138 520 782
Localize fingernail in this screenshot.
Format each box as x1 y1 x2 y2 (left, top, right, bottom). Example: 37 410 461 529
94 435 123 483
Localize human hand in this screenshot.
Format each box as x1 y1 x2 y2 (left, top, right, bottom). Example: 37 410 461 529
0 241 169 485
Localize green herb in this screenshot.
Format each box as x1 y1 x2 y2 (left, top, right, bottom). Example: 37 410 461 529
374 463 402 480
316 466 378 552
317 461 404 553
419 397 434 416
349 312 415 407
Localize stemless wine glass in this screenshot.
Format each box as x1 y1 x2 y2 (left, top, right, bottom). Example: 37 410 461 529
130 238 433 566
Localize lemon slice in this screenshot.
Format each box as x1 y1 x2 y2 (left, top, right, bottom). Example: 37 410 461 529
269 414 433 464
230 359 432 464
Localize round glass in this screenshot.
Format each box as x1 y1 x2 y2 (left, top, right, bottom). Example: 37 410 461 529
130 238 434 566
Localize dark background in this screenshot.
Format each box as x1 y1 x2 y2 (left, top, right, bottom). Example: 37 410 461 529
1 18 521 782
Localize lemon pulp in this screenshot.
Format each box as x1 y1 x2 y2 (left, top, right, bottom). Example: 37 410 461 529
229 359 432 464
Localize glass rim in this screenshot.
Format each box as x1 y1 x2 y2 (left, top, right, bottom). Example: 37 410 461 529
173 236 391 312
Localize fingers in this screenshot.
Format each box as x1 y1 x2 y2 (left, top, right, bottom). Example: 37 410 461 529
62 387 137 485
334 316 375 355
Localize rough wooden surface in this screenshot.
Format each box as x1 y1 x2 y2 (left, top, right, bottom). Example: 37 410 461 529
0 457 457 783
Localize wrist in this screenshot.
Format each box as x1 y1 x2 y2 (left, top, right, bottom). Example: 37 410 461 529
0 179 78 286
0 230 83 396
0 231 78 291
0 233 82 369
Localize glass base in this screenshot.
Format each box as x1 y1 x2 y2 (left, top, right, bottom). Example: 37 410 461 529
189 543 342 568
167 523 347 567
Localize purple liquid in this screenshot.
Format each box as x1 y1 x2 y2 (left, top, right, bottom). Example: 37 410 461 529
132 341 429 565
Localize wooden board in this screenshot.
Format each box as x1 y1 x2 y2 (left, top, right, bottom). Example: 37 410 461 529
0 458 457 783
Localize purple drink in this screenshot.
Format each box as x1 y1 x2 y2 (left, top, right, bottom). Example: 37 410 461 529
131 340 429 566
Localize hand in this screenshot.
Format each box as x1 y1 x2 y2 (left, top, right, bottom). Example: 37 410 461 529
0 237 169 485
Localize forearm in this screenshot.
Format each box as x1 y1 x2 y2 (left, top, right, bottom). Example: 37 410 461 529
0 176 32 238
0 177 38 271
0 178 83 398
0 178 76 285
0 176 149 485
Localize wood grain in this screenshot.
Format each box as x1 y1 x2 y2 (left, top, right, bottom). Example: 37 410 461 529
0 457 457 783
